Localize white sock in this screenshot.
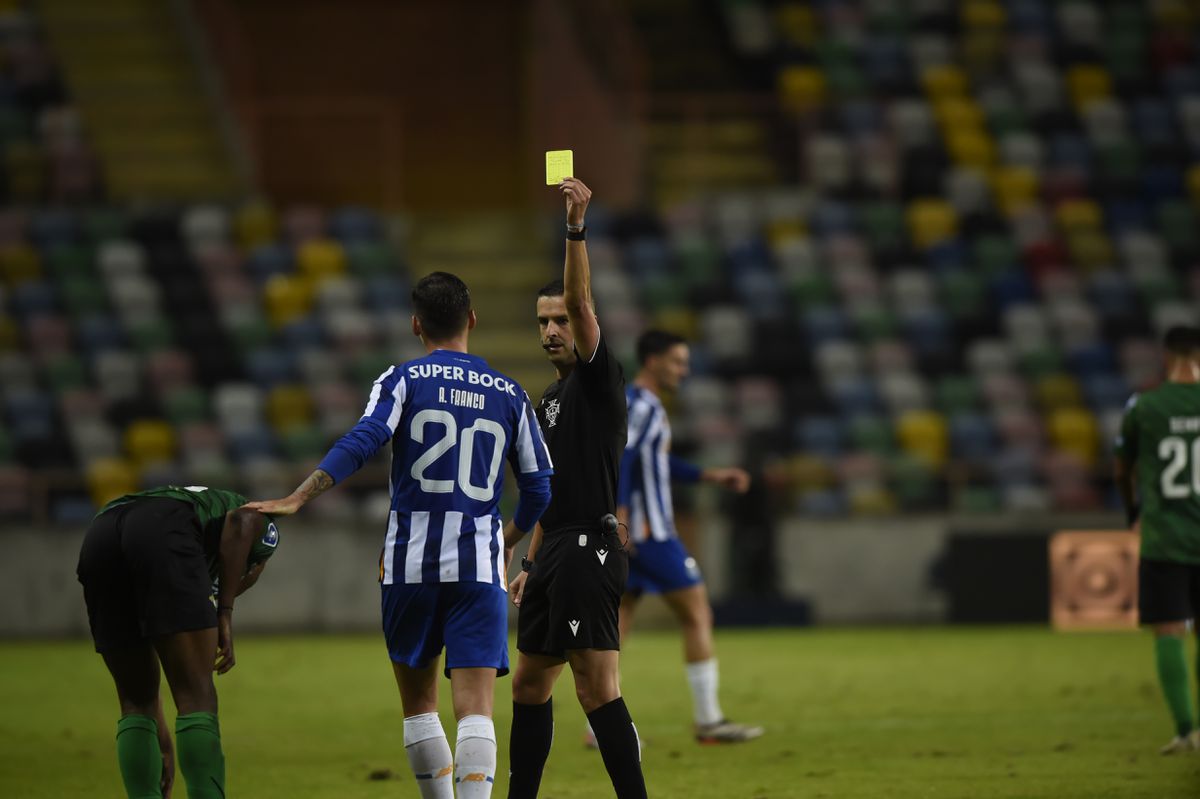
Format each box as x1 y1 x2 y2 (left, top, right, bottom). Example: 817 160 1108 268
685 659 724 726
403 712 453 799
454 715 497 798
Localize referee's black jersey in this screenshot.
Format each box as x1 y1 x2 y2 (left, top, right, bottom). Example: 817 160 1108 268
535 333 627 533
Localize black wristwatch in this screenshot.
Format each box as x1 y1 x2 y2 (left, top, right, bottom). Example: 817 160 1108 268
521 556 534 573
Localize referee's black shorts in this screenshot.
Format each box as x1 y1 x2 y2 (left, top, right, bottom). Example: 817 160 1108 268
1139 558 1200 625
76 497 217 653
517 522 628 659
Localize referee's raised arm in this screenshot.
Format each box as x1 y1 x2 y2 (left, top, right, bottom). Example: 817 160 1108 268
559 177 598 360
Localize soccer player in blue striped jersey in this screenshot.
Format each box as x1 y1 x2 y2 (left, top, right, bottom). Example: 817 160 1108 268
248 272 552 799
611 329 763 745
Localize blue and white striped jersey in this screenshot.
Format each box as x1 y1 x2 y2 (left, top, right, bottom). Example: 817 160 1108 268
619 385 701 543
347 350 553 587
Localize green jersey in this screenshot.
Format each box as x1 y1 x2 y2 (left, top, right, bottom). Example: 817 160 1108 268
1116 383 1200 564
98 485 280 580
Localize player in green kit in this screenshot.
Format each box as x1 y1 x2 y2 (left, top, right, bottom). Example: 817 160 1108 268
76 486 281 797
1115 326 1200 754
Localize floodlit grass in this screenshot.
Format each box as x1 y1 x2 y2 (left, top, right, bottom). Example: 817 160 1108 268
2 627 1198 797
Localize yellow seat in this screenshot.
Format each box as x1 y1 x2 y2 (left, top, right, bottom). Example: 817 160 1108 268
267 385 315 432
946 130 995 169
991 167 1039 215
921 65 968 99
962 0 1006 28
765 219 807 247
235 202 278 251
907 200 958 249
1048 408 1098 466
297 239 347 285
1067 66 1112 109
1153 0 1193 28
1054 199 1102 232
86 457 139 507
779 66 825 113
0 316 17 350
0 244 41 285
776 3 817 47
1187 164 1200 208
934 97 984 133
848 484 897 515
790 454 834 491
1067 230 1115 271
896 410 948 468
1035 374 1082 411
124 419 176 467
650 309 699 342
264 275 314 328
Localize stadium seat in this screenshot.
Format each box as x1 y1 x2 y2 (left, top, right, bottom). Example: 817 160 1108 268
85 457 137 507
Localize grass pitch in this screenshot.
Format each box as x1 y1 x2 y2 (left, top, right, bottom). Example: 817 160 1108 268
2 627 1198 798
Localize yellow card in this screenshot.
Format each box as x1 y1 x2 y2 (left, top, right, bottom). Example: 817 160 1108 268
545 150 573 185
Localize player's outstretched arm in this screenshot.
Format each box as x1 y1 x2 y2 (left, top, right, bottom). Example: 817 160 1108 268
244 468 334 516
701 467 752 494
559 177 599 360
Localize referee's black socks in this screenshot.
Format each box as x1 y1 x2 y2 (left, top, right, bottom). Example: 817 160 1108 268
587 697 648 799
508 698 554 799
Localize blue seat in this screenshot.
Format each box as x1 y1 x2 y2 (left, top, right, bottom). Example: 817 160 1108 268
1083 373 1131 410
52 495 99 524
1088 271 1136 318
226 426 277 462
245 347 298 388
11 281 57 315
925 239 967 273
800 489 847 517
1008 0 1052 32
990 271 1035 309
1066 342 1115 377
829 378 879 415
280 317 327 349
840 100 882 136
1141 165 1184 205
726 238 772 274
810 200 856 236
1133 99 1176 148
328 207 381 242
862 37 907 89
901 307 951 357
794 415 843 457
626 236 673 278
364 276 410 312
1164 66 1200 101
29 209 77 246
76 314 127 358
4 390 54 440
246 244 294 284
1104 199 1148 234
988 447 1037 484
802 306 850 342
1049 133 1091 170
949 413 996 462
733 269 786 320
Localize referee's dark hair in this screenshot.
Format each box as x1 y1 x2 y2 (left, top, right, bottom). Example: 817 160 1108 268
637 329 686 365
413 271 471 342
537 278 565 298
1164 325 1200 356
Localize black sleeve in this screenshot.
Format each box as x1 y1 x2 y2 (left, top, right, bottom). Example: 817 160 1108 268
575 334 624 411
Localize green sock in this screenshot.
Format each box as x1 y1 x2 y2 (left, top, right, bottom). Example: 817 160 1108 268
1155 635 1195 737
176 712 226 799
115 714 162 799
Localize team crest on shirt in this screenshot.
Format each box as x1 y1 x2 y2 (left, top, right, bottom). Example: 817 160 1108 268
261 522 279 548
544 399 561 428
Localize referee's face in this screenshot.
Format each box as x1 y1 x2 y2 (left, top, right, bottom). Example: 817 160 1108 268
537 295 576 368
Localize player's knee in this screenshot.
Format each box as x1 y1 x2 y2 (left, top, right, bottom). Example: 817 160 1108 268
171 678 218 715
573 669 619 712
511 670 553 705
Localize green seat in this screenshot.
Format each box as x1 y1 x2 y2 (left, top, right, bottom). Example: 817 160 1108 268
848 414 894 455
1018 345 1063 379
82 208 130 243
226 316 272 355
640 274 687 313
865 3 907 33
936 375 979 414
954 485 1001 514
163 387 209 425
353 350 397 387
860 202 905 254
0 106 30 144
973 235 1018 277
279 424 330 460
849 304 896 340
940 271 984 317
60 274 109 315
45 243 93 279
43 354 88 391
1158 200 1198 254
1106 32 1145 83
347 241 400 278
825 65 866 97
789 273 834 308
890 454 938 511
127 318 175 353
1097 140 1140 184
675 236 719 285
1133 272 1181 305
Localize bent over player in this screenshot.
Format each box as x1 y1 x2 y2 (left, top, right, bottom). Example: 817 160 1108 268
602 329 762 745
249 271 552 799
77 485 281 799
506 177 648 798
1115 325 1200 754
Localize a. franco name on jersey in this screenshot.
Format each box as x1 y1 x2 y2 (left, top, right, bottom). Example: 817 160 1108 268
1169 416 1200 434
406 362 519 396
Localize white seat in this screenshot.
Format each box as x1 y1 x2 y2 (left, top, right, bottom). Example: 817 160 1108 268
816 339 864 380
879 372 929 412
967 338 1016 374
1080 98 1129 147
213 383 265 433
888 99 935 148
700 306 752 361
97 240 146 279
181 205 231 250
944 167 991 216
808 135 851 191
999 131 1044 170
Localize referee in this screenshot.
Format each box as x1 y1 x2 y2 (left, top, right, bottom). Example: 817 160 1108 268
505 177 647 798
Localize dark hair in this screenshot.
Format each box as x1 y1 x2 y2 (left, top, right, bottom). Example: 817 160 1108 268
1164 326 1200 355
412 271 471 342
637 329 686 365
537 279 564 298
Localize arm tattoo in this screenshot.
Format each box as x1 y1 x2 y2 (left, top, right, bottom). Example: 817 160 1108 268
296 469 334 502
